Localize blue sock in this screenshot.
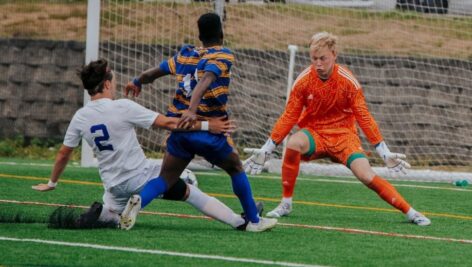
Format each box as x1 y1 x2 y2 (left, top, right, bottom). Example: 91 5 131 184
231 172 259 223
139 176 168 209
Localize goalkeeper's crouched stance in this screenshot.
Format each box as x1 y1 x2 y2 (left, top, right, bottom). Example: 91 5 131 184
244 32 430 226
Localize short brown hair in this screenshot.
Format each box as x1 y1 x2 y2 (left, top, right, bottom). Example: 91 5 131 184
77 59 113 96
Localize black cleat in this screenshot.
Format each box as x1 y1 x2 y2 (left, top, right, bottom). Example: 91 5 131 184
236 201 264 231
74 202 103 229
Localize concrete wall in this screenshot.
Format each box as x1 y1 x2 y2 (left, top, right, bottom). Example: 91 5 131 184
1 38 471 163
0 39 84 140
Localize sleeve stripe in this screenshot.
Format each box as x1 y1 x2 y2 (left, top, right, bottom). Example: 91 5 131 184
176 56 200 65
291 66 311 90
338 66 361 89
205 52 234 62
169 58 176 74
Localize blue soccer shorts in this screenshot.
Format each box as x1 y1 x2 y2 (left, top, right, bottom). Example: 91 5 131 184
166 132 234 165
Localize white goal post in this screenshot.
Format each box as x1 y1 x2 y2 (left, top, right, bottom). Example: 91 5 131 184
81 0 101 167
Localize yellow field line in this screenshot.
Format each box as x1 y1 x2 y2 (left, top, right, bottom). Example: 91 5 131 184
2 172 471 221
212 194 472 220
198 172 472 192
0 173 102 186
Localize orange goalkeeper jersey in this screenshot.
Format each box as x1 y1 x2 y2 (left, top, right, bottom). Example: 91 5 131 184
270 64 383 145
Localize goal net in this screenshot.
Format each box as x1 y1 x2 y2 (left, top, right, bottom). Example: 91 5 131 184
97 0 472 182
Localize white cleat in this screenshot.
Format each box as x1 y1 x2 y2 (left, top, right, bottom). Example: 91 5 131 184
245 217 278 232
266 202 292 218
409 213 431 226
119 194 141 230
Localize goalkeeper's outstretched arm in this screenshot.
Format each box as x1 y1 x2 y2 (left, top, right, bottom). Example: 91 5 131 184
350 85 411 176
243 82 305 175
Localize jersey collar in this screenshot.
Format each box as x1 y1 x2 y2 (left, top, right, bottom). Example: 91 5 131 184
88 98 112 106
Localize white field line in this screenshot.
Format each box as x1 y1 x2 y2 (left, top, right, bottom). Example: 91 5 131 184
0 236 327 267
2 199 472 246
277 223 472 245
0 160 469 192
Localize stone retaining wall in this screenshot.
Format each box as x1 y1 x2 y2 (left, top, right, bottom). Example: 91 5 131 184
1 38 470 163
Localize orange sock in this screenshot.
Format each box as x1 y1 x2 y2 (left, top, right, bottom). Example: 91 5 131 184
367 176 411 213
282 148 301 198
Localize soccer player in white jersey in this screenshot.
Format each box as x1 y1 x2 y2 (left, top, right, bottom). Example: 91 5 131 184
32 59 258 230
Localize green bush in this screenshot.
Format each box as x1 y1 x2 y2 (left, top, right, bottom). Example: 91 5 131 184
0 136 80 161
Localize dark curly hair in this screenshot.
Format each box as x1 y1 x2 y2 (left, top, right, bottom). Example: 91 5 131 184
198 13 223 45
77 58 113 96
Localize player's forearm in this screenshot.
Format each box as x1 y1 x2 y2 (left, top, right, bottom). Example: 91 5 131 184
188 72 216 113
270 117 298 145
50 145 73 183
270 107 303 144
352 93 383 145
154 116 206 131
138 67 167 84
358 118 383 145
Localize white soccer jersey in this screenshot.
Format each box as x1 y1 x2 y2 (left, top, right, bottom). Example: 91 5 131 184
63 98 159 189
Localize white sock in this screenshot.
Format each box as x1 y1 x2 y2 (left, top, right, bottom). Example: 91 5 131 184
186 184 245 228
406 207 418 220
282 197 292 206
98 207 120 225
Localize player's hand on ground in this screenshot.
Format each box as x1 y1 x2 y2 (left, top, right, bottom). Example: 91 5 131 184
383 152 411 177
124 79 141 97
208 116 236 135
32 183 55 192
178 110 197 129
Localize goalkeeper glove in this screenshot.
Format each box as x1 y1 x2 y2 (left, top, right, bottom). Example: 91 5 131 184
375 141 411 177
243 139 276 175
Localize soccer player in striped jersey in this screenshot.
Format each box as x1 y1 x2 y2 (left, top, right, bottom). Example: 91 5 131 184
32 59 251 230
244 32 430 226
124 13 277 232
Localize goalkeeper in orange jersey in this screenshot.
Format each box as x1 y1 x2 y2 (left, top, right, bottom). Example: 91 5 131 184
244 32 430 226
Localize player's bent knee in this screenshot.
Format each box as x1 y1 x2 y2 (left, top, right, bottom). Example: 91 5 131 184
286 133 310 153
350 157 376 185
162 179 188 201
218 152 244 175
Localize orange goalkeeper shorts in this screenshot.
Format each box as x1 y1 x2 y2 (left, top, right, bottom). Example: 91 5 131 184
299 128 366 168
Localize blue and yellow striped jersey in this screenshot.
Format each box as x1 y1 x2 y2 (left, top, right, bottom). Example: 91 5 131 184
159 44 234 118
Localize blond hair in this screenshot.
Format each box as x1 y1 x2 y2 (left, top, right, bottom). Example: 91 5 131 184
309 32 338 53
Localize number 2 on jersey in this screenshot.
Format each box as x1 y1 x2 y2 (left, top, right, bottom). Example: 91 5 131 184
90 124 114 151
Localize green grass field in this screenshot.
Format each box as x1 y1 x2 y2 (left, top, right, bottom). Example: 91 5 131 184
0 157 471 267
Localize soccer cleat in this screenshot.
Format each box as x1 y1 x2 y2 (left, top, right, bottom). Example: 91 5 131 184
74 202 103 229
236 201 264 231
266 202 292 218
245 217 278 232
119 194 141 230
409 213 431 226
